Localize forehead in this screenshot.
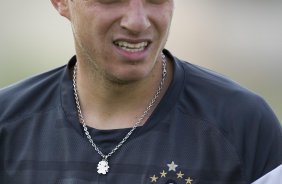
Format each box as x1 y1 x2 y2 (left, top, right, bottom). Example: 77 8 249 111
77 0 173 5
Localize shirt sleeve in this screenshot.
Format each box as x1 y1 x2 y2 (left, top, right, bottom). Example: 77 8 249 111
243 97 282 182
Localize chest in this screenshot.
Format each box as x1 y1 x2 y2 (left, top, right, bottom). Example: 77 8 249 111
1 116 246 184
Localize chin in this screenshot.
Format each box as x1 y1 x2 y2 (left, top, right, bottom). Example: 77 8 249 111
106 71 148 85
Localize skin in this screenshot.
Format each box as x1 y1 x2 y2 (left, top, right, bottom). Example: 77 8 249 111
51 0 174 129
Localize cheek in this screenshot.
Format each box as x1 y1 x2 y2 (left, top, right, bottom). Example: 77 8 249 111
149 6 174 35
75 18 109 53
89 17 117 49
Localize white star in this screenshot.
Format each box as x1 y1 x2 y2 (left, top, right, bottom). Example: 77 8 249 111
160 170 167 177
150 175 158 182
185 177 193 184
177 171 185 178
167 161 178 171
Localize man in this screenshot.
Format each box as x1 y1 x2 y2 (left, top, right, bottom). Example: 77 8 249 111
0 0 281 183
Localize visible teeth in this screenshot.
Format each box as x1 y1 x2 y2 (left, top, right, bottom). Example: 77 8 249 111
114 41 148 52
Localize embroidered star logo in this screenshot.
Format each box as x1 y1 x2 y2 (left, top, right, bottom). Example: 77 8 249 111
150 175 159 183
167 161 178 171
148 161 194 183
160 170 167 178
185 177 193 184
176 171 184 178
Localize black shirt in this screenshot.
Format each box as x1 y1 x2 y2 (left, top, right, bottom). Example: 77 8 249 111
1 50 281 183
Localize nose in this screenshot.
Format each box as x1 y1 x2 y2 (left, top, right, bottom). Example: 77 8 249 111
120 0 151 34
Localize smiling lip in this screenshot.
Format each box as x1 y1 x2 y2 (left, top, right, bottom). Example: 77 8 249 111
113 39 152 60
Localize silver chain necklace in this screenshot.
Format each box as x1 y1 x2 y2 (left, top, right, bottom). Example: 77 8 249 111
72 53 167 175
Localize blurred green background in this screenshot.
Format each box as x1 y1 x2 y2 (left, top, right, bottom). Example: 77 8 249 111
0 0 281 123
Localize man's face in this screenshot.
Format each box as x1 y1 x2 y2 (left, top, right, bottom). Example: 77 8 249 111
66 0 174 83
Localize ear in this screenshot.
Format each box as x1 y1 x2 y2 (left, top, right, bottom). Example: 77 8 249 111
50 0 71 19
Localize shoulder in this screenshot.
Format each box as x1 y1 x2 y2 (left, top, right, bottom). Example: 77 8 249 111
173 56 268 117
164 51 275 127
173 55 281 144
173 56 282 182
0 65 67 123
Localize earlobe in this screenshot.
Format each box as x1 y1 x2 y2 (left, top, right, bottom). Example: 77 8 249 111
50 0 70 19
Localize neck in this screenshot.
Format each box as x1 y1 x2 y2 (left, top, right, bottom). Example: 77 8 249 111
74 56 172 130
